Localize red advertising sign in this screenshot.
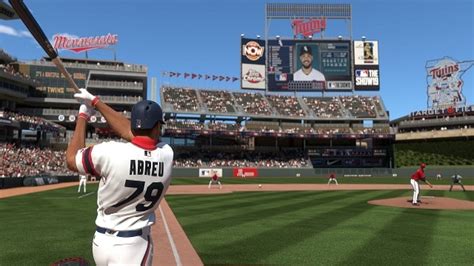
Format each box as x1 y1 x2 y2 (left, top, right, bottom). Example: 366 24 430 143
233 167 258 178
53 33 118 53
291 18 327 37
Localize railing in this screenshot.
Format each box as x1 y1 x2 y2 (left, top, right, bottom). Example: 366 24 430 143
28 60 147 72
87 80 143 90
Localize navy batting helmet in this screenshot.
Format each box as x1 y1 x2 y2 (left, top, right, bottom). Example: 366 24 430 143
131 100 165 130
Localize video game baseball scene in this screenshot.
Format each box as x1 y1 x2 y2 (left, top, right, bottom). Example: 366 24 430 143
1 0 473 265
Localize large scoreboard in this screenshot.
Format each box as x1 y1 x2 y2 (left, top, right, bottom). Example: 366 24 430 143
241 38 380 92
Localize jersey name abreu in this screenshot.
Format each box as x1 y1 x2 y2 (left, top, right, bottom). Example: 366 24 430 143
75 137 174 231
129 160 164 177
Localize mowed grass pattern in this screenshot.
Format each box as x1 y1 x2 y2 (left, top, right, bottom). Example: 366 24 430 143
166 190 474 265
0 181 473 265
0 184 98 265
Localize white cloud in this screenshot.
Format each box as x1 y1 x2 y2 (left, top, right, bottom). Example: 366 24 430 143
53 33 79 39
0 24 33 38
20 30 33 38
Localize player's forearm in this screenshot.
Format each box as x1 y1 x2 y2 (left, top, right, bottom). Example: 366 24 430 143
95 101 134 141
66 118 87 172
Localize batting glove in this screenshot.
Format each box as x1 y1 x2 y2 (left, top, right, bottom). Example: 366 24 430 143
74 88 100 107
78 104 96 121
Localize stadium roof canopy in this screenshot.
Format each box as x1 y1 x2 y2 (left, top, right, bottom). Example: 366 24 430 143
0 1 18 20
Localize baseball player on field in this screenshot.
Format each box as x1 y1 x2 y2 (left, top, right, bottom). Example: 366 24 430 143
449 173 466 192
66 89 173 266
327 172 338 185
410 163 433 206
77 174 87 193
208 170 222 189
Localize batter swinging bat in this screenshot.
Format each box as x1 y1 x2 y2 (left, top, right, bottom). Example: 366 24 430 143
9 0 80 93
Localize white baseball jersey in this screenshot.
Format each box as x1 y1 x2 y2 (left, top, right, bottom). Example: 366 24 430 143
80 175 87 180
75 136 173 231
293 68 326 81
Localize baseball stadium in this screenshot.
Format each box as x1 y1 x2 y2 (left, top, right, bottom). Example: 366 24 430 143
1 1 473 265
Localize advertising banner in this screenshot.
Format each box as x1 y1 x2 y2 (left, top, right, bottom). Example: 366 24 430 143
198 168 223 178
354 41 379 65
233 167 258 178
354 65 380 90
241 38 266 90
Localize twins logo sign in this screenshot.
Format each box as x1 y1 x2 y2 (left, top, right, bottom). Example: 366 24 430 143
426 57 474 108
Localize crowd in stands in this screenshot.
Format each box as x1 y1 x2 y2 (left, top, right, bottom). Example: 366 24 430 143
303 97 344 118
0 110 65 132
165 119 205 130
266 95 306 117
162 87 200 112
162 120 391 135
174 151 310 168
200 90 236 113
161 87 386 120
1 64 37 83
207 122 240 131
340 95 377 118
232 92 273 116
0 143 74 178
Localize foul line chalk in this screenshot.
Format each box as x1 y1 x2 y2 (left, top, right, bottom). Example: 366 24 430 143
78 192 95 199
159 205 182 266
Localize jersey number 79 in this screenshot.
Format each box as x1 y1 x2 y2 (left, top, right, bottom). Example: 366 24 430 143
112 180 164 211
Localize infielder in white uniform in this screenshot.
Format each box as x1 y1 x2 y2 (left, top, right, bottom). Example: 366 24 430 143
78 174 87 193
66 89 173 266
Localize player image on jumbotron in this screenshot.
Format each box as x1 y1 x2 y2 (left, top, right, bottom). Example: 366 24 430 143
293 45 326 82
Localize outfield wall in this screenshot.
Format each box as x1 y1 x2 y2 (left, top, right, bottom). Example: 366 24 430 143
172 167 474 178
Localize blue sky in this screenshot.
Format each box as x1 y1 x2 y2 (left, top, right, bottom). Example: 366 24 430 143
0 0 473 119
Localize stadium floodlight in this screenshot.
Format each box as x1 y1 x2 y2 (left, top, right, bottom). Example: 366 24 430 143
276 35 283 47
362 36 366 41
338 35 343 40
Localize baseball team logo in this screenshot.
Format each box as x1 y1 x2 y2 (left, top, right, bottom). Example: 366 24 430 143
426 57 474 108
243 41 264 61
243 68 264 84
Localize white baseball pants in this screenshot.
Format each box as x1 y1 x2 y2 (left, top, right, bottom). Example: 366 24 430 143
92 229 153 266
78 179 86 193
410 179 420 204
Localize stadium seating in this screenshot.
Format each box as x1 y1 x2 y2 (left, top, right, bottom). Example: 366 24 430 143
173 150 310 168
199 90 237 114
233 92 274 116
394 140 474 167
265 95 307 117
0 143 74 178
162 86 200 112
303 97 345 118
161 86 388 120
340 95 377 118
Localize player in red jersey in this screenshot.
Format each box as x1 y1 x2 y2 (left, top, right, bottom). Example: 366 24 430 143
327 172 338 185
410 163 433 206
208 170 222 189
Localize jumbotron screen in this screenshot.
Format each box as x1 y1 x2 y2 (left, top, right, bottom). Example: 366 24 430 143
267 39 352 91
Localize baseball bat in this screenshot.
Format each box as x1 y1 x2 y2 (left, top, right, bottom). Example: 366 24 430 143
9 0 80 93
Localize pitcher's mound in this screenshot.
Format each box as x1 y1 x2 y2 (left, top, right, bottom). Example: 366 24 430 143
368 197 474 210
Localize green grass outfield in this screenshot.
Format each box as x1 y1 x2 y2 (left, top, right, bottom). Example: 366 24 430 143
0 179 473 265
